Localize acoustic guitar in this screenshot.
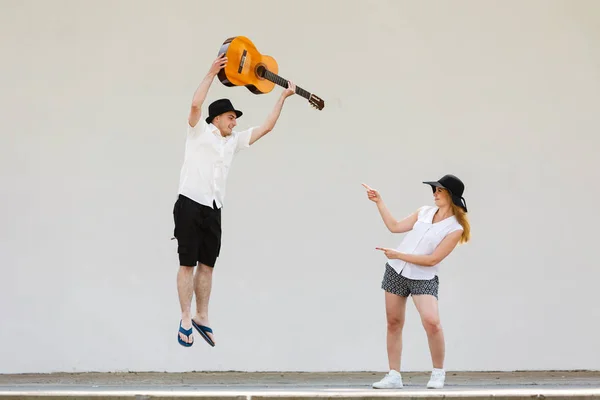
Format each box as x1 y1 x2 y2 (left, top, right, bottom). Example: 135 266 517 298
216 36 325 111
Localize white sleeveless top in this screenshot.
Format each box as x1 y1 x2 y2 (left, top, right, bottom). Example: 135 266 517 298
387 205 464 280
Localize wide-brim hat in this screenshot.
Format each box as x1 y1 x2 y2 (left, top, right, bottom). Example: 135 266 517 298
205 98 243 124
423 174 468 212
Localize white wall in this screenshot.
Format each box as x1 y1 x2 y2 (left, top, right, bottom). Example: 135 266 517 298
1 0 599 374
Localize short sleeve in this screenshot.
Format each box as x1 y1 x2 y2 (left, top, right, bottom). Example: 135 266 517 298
234 126 257 153
188 118 208 137
448 223 464 234
417 205 434 221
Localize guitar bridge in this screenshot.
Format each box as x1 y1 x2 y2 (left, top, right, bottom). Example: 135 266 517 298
238 50 247 74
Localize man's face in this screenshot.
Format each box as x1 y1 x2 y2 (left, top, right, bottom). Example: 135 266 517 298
213 111 237 136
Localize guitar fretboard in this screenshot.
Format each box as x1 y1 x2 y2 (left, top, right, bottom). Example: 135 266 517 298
264 70 312 100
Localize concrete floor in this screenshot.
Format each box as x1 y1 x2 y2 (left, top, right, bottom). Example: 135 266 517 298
1 371 600 399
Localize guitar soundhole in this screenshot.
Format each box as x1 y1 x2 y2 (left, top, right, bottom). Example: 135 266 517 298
256 65 266 78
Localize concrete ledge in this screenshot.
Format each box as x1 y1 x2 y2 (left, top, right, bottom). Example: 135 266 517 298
2 389 600 400
1 371 599 399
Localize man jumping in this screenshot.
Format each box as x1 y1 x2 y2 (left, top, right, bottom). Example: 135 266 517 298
173 53 296 347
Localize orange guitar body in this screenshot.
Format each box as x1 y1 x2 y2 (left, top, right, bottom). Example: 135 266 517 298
217 36 278 95
216 36 324 110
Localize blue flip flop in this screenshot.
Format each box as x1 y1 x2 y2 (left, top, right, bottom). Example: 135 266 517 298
192 319 215 347
177 321 194 347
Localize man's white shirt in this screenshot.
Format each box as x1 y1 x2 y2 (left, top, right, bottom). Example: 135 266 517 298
178 119 256 208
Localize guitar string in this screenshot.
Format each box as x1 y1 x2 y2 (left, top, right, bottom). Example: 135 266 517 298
264 71 311 100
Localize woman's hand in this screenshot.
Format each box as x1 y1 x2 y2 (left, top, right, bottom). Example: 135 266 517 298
362 183 381 203
375 247 400 259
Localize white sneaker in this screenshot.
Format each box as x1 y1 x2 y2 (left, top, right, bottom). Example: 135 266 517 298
372 370 403 389
426 368 445 389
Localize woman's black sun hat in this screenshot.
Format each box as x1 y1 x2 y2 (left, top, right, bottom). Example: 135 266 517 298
423 174 468 212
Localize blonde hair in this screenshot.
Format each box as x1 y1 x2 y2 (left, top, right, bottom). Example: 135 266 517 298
451 203 471 244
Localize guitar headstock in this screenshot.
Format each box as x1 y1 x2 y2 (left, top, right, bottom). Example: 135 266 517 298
309 94 325 110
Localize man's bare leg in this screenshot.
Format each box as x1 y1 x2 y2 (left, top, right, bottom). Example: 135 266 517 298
177 266 195 344
193 263 215 344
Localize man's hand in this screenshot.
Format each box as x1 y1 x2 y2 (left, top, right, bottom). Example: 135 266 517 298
362 183 382 203
208 53 228 77
282 81 296 98
188 54 228 128
375 247 401 259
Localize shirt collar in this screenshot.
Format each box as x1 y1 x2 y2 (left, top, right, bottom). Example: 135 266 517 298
208 123 231 140
208 123 219 135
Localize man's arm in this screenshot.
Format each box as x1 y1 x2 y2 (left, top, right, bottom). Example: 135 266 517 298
188 54 228 128
249 81 296 145
376 230 463 267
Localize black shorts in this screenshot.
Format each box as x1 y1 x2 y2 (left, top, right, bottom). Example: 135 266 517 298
173 195 222 268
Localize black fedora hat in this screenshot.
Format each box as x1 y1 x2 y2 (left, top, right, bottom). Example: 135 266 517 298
205 98 243 124
423 174 468 212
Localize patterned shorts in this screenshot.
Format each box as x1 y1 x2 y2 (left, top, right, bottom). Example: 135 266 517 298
381 263 439 299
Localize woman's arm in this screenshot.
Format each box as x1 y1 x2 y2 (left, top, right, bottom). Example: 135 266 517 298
362 183 418 233
376 230 462 266
376 201 419 233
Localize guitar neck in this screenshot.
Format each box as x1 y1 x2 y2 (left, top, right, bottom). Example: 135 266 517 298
263 70 312 100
